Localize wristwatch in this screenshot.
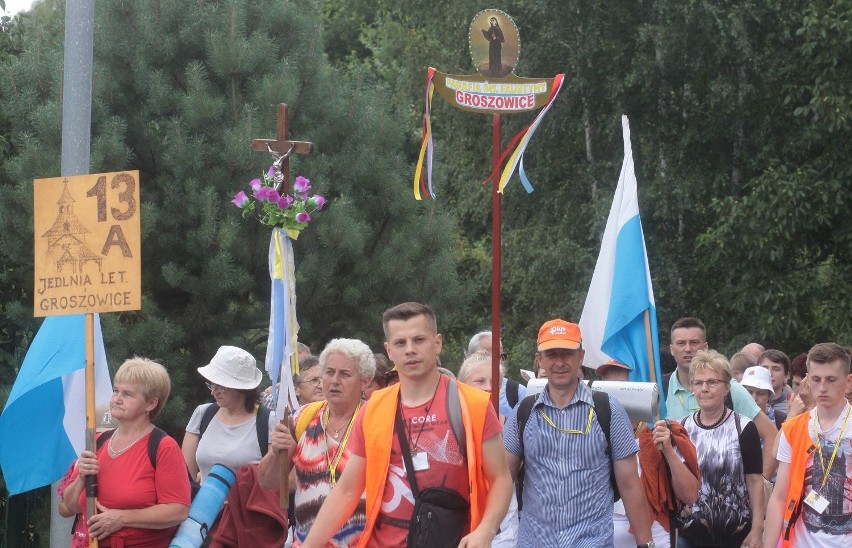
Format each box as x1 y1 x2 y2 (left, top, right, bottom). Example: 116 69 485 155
637 542 656 548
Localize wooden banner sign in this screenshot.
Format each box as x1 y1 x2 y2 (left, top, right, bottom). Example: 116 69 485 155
33 171 141 317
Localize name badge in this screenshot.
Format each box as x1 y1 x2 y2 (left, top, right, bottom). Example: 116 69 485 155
412 451 430 471
804 490 830 514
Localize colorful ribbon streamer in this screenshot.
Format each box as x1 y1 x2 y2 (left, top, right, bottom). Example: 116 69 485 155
413 68 437 200
266 228 300 415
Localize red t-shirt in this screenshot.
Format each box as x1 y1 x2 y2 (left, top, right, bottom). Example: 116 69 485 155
72 431 191 547
348 375 502 548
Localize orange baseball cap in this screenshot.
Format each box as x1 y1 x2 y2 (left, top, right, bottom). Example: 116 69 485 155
537 319 582 351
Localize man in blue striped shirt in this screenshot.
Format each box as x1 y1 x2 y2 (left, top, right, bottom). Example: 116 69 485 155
504 319 654 547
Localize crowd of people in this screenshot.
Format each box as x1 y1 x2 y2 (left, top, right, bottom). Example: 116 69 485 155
58 303 851 547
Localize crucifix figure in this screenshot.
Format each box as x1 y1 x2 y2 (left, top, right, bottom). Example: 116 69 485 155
251 103 314 193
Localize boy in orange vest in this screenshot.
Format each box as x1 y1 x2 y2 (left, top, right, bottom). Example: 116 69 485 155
765 342 852 547
301 302 513 548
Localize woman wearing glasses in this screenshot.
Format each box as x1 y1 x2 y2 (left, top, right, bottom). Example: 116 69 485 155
676 351 764 548
182 345 275 484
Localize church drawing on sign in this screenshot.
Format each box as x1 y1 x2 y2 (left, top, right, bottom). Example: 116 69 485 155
41 180 103 274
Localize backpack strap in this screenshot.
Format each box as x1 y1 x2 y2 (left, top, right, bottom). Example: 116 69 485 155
294 400 326 440
516 394 537 456
446 379 466 458
147 427 167 468
256 405 271 457
199 403 219 437
96 429 115 453
505 378 520 409
590 388 620 502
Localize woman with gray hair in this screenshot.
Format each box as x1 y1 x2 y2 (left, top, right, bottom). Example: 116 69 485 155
260 338 375 547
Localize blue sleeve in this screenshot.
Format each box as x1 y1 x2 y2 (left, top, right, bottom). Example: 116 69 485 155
518 383 527 400
607 395 639 461
503 405 521 456
730 380 760 419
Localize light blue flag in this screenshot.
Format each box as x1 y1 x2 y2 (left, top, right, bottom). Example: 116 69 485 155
579 116 665 416
0 314 112 495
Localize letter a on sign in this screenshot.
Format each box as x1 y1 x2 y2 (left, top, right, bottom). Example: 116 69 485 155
33 172 142 317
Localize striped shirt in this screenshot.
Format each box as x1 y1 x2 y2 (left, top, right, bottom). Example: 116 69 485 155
504 382 638 546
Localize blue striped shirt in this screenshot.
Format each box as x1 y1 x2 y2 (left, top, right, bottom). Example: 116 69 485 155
504 382 638 547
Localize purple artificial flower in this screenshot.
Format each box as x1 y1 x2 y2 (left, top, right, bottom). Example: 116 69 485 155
277 195 295 209
309 194 326 210
231 190 250 208
254 186 279 203
295 211 311 223
267 166 276 179
293 176 311 195
249 178 262 191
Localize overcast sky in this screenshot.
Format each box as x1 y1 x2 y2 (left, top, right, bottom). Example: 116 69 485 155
3 0 36 16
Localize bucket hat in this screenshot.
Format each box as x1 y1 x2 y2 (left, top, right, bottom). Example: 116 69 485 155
197 346 262 390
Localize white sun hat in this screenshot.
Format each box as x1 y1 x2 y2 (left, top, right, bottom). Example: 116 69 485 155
740 365 773 393
197 346 263 390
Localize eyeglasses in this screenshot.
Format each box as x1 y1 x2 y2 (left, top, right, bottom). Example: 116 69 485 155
299 378 322 387
499 352 508 361
691 379 727 389
205 381 226 391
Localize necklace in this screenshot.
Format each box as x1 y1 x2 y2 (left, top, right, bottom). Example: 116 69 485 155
323 401 361 484
323 403 359 439
108 426 152 457
695 408 728 429
402 375 442 457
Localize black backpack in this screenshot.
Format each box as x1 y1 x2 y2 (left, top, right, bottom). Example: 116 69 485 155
516 388 620 508
505 378 521 409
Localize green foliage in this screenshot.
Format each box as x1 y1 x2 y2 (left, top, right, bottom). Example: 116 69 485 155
0 0 464 437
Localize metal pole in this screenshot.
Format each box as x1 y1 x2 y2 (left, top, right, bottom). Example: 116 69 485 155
52 0 96 546
490 114 502 411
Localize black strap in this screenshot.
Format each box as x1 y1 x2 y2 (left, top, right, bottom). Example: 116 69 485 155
505 378 520 408
198 403 219 437
516 394 537 456
394 401 420 498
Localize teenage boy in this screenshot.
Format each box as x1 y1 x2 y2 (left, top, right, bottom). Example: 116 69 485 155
765 342 852 547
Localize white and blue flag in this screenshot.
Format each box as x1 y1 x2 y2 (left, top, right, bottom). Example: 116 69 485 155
580 116 663 404
0 314 112 495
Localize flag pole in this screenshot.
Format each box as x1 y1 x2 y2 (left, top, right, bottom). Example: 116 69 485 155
489 113 502 412
643 309 657 386
85 313 99 548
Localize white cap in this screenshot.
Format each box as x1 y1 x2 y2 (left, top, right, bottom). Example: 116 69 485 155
740 366 773 393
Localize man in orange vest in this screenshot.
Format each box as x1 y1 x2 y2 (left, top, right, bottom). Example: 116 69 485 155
302 302 513 548
765 342 852 547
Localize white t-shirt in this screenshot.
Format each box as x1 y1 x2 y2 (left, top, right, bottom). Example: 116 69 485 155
777 403 852 547
186 403 275 482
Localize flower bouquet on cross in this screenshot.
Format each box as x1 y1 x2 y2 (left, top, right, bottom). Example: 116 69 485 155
231 166 325 239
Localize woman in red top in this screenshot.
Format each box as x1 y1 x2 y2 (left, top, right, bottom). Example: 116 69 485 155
59 357 190 547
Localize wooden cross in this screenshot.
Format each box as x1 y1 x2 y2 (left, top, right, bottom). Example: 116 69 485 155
251 103 314 193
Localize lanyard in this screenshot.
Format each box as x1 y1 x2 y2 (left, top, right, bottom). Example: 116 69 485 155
812 405 851 491
539 406 594 435
323 401 361 484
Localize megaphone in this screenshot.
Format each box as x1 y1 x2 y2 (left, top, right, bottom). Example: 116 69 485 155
525 379 660 423
170 464 236 548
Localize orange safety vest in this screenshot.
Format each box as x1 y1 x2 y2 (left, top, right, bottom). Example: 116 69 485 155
778 412 818 547
358 381 491 548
